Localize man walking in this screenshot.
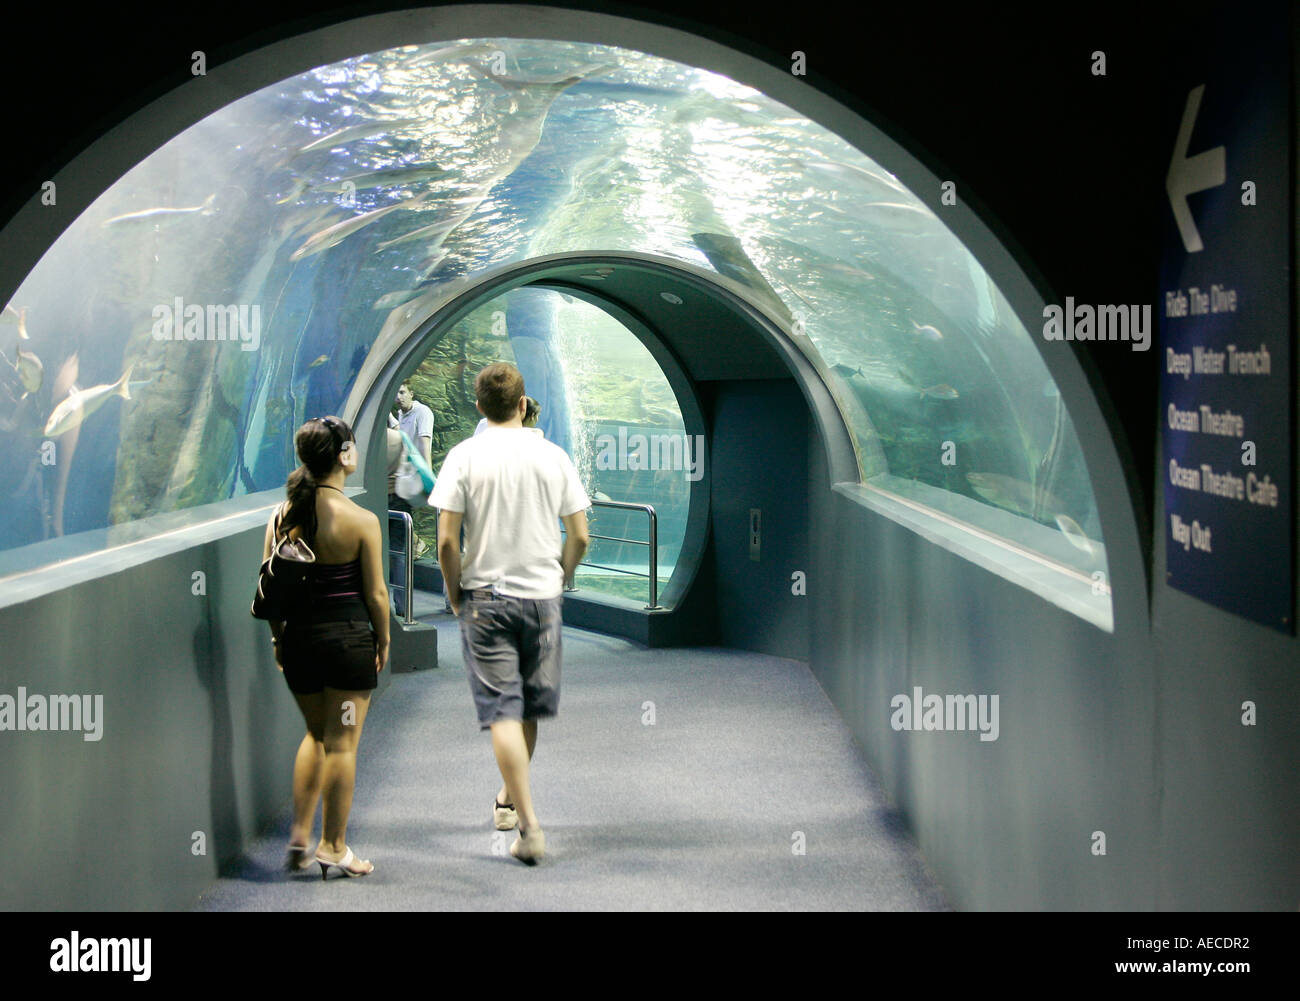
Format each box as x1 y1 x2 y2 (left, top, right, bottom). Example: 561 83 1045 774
431 363 590 864
394 384 434 557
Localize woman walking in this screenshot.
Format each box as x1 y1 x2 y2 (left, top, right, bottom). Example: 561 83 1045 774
263 415 389 878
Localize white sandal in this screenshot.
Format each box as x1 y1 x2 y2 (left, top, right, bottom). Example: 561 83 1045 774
315 846 374 879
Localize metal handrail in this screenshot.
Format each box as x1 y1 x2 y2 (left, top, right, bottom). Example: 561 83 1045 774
387 510 416 625
564 499 661 610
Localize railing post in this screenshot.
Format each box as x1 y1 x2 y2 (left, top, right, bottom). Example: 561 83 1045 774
388 510 416 625
567 499 663 609
646 506 661 610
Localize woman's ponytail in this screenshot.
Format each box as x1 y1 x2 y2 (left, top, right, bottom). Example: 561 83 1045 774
282 416 356 541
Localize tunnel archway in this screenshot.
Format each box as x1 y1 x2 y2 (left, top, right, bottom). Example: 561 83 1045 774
348 249 856 621
0 7 1144 637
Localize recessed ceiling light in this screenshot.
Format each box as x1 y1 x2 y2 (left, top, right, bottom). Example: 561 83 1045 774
594 266 614 275
659 292 683 304
579 273 606 280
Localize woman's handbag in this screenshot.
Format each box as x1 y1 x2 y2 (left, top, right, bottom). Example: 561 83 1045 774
251 502 317 620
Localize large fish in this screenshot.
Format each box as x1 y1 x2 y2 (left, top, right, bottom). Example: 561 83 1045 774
293 117 424 157
797 157 909 197
406 40 495 68
276 162 453 205
289 191 435 261
1054 514 1097 557
373 63 601 258
966 472 1064 522
48 353 80 538
1034 391 1066 521
103 195 216 226
860 200 939 231
44 364 134 437
2 338 43 397
2 304 30 339
910 318 943 341
691 232 792 324
462 58 615 91
372 286 433 310
897 369 959 399
376 215 461 252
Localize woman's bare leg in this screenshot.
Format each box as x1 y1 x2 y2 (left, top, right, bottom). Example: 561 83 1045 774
316 688 373 873
290 693 326 848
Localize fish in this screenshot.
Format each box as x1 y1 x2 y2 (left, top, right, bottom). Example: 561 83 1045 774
282 163 454 206
308 354 330 369
376 216 461 252
372 287 430 310
965 472 1063 521
1034 391 1067 522
3 305 30 339
48 354 80 537
103 194 216 226
670 92 769 129
910 318 943 341
860 200 938 230
462 58 615 92
3 338 43 397
691 232 792 323
1054 514 1096 557
406 40 495 68
417 249 451 281
43 364 135 437
897 369 959 399
293 117 424 157
274 178 310 205
796 157 909 196
289 191 434 261
831 363 864 379
52 353 79 399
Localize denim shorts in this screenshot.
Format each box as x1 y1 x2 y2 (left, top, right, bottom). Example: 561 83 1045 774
459 590 563 729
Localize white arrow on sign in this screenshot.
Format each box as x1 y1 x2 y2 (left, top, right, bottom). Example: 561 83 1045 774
1166 84 1226 253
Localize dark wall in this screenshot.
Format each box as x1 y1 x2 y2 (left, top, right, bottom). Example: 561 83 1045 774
703 379 810 660
0 524 304 910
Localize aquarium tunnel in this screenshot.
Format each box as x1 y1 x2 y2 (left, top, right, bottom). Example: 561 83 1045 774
0 10 1176 912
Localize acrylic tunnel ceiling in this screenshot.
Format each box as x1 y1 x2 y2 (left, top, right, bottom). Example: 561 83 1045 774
0 35 1108 600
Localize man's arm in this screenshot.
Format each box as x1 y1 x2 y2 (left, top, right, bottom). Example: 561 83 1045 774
560 509 590 588
437 508 464 614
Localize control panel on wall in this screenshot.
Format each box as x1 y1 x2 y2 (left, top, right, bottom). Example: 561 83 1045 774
750 508 761 562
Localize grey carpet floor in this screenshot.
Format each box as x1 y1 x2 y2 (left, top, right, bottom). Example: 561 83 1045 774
194 605 951 911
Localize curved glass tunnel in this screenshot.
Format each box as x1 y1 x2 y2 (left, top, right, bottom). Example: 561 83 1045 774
0 36 1110 627
2 24 1239 916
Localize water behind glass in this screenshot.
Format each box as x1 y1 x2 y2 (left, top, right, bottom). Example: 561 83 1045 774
0 37 1105 585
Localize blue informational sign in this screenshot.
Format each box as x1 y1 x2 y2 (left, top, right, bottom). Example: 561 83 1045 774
1159 2 1294 633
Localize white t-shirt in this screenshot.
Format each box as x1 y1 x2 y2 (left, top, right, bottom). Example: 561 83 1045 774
431 426 589 599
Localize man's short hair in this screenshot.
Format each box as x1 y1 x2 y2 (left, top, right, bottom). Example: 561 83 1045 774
476 363 525 422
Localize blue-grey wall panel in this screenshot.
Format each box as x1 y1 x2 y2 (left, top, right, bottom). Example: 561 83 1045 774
708 379 809 660
0 526 304 910
808 419 1300 909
